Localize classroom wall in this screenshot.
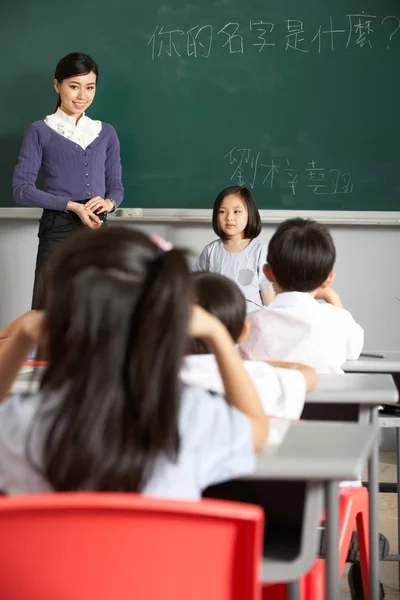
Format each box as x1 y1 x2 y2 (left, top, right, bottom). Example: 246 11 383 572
0 218 399 349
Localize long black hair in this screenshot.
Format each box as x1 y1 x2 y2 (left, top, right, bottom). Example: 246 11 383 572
54 52 99 109
31 226 191 492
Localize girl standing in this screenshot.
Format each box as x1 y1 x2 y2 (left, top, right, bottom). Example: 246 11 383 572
13 52 123 307
193 186 274 312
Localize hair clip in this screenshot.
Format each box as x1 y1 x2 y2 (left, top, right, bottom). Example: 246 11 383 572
151 234 173 253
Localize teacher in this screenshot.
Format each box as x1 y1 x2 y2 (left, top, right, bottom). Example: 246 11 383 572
13 52 124 307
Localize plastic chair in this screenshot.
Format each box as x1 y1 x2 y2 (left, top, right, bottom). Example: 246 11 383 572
0 493 264 600
262 485 370 599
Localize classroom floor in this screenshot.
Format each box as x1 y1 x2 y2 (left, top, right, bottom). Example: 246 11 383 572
340 451 400 599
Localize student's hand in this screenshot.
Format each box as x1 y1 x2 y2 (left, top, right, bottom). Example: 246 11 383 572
19 310 46 344
84 197 114 214
188 305 222 341
315 286 343 308
67 201 102 229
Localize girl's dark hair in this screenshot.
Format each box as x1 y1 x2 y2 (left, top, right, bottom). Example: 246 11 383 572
32 227 191 493
212 186 262 241
267 218 336 292
187 272 246 354
54 52 99 109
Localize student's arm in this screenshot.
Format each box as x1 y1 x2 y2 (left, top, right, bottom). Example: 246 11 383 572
315 286 344 308
266 361 318 392
315 287 363 360
261 285 276 306
0 311 37 345
0 312 45 403
189 306 269 449
13 124 71 211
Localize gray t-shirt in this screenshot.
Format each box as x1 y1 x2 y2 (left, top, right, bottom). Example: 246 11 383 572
193 238 270 313
0 385 255 499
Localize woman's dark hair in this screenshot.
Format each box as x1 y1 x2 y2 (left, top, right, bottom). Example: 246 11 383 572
267 218 336 292
212 186 262 241
187 272 246 354
31 226 191 493
54 52 99 109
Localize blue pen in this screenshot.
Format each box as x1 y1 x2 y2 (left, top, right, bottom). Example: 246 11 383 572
360 352 386 359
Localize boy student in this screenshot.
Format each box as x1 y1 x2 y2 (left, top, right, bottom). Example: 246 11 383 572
186 272 386 600
181 271 317 419
240 218 364 374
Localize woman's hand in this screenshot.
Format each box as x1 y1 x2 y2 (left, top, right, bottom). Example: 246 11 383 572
84 196 114 214
67 201 102 229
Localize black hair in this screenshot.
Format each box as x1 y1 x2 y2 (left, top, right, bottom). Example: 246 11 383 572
54 52 99 109
267 218 336 292
212 186 261 241
30 226 191 493
187 272 246 354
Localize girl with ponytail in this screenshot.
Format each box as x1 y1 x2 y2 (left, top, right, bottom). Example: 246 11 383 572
0 227 268 498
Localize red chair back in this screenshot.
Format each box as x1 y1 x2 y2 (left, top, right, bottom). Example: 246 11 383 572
0 493 263 600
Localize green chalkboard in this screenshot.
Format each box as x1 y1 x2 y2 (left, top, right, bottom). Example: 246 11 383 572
1 0 400 210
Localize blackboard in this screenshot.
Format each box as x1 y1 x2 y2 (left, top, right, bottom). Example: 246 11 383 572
1 0 400 211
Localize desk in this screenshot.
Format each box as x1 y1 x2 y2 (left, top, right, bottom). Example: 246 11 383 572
253 419 380 600
12 369 379 600
344 355 400 585
303 373 399 599
344 351 400 374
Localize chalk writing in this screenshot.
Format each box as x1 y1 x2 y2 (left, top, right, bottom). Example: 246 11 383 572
346 13 376 48
225 148 354 195
285 20 308 52
148 13 400 59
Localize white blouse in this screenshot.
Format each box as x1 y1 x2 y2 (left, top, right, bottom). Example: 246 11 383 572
44 108 102 150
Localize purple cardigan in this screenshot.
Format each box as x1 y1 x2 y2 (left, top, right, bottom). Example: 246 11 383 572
13 120 124 211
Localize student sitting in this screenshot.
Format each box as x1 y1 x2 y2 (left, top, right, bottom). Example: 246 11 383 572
0 227 268 498
181 271 317 419
240 218 364 373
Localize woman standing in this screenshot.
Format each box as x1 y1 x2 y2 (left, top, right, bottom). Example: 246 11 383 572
13 52 123 307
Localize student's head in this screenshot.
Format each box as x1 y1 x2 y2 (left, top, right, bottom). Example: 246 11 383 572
37 226 191 493
187 272 248 354
212 186 261 242
54 52 99 114
265 218 336 293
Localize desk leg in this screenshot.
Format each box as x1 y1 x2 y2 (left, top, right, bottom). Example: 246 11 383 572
288 581 300 600
397 428 400 589
325 481 339 600
369 407 380 600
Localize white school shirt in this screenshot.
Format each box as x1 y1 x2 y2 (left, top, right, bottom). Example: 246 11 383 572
240 292 364 374
193 238 271 313
0 385 254 500
45 108 102 150
181 354 307 419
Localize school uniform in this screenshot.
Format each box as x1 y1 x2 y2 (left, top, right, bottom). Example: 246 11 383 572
13 109 124 307
240 292 364 374
181 354 307 419
0 385 255 499
193 238 271 313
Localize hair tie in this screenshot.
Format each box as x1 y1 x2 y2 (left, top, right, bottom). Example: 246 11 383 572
151 234 173 254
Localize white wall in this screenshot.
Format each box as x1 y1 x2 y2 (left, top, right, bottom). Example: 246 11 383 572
0 218 399 350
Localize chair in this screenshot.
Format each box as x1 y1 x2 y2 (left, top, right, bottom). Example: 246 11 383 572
262 485 370 599
0 493 264 600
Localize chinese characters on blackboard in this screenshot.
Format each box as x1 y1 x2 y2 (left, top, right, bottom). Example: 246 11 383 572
224 147 353 195
148 14 400 59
